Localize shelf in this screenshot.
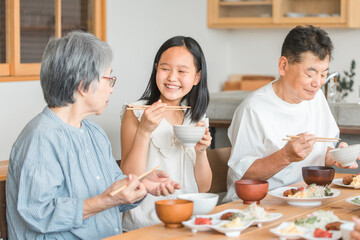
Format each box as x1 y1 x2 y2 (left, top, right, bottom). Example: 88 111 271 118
220 1 272 6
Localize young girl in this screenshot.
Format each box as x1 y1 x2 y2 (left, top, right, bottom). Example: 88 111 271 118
120 36 212 231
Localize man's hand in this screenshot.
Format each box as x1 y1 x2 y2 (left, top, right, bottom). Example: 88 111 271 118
281 133 316 163
326 142 359 169
141 170 181 196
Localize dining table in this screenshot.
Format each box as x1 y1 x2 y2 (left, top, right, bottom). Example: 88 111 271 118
105 173 360 240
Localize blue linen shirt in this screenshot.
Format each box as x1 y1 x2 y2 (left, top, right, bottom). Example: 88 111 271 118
6 107 139 240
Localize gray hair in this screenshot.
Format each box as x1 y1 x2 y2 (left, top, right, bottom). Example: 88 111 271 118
40 31 113 107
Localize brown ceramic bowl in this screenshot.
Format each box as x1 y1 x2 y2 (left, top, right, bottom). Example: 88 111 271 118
155 199 193 228
302 166 335 186
235 179 269 204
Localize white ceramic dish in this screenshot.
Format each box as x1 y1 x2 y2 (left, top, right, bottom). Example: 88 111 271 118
346 195 360 206
329 144 360 167
268 187 340 206
270 222 310 240
182 208 282 236
332 178 360 189
301 229 342 240
173 125 205 147
177 193 219 215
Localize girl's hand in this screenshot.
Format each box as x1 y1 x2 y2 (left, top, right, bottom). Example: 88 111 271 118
138 100 166 135
195 121 212 152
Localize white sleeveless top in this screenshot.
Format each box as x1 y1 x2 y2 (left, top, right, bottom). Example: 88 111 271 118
121 100 207 231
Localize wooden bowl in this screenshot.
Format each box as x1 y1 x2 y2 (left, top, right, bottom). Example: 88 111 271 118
234 179 269 204
302 166 335 186
155 199 193 228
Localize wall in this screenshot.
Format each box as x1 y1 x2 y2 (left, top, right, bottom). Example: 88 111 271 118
1 0 360 161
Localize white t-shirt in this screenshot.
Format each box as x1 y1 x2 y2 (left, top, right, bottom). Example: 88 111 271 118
223 81 339 203
121 100 207 231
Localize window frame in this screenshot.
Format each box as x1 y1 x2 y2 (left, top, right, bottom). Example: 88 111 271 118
0 0 106 82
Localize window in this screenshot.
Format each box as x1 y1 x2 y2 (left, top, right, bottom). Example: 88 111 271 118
0 0 106 82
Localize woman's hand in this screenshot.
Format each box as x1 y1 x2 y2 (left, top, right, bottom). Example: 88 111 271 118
195 121 212 152
281 133 316 163
138 99 166 136
141 170 181 196
326 142 359 169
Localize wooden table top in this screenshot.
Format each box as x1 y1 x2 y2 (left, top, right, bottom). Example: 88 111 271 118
0 160 8 181
105 173 360 240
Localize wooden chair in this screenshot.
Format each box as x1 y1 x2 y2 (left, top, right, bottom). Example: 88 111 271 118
207 147 231 193
0 180 7 239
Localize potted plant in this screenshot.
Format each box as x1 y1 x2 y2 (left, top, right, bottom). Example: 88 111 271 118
336 59 356 101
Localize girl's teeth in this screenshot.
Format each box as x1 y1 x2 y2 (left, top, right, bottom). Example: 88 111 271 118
166 84 180 89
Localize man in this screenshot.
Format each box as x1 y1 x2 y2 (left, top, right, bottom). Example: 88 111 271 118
223 25 358 202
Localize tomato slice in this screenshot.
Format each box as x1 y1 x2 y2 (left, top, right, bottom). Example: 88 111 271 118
194 217 212 225
314 228 332 238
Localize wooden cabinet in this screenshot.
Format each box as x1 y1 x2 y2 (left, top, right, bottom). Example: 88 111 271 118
208 0 360 28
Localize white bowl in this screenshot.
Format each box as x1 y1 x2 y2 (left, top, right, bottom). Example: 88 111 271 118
329 144 360 167
173 125 205 147
340 222 355 240
177 193 219 215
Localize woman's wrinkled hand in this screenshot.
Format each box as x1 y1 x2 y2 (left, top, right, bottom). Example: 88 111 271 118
195 121 212 152
142 170 181 196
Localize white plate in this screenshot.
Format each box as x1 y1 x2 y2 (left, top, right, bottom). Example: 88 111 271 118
332 178 360 189
268 187 340 206
301 230 342 240
253 212 283 227
346 195 360 206
270 222 310 240
211 220 253 237
182 216 222 233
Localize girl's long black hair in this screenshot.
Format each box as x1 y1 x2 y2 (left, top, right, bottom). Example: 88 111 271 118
139 36 209 123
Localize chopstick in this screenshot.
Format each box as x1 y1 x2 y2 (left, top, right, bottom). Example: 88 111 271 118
282 138 339 143
109 165 160 196
286 135 341 141
126 105 191 111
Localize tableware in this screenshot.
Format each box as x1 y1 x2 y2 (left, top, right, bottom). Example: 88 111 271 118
173 125 206 147
332 178 360 188
268 187 340 206
126 104 190 111
211 220 253 237
284 135 340 143
301 229 342 240
346 195 360 206
177 193 219 215
270 222 310 240
155 199 193 228
329 144 360 167
252 212 283 227
340 222 355 240
182 215 222 233
234 179 269 204
302 166 335 186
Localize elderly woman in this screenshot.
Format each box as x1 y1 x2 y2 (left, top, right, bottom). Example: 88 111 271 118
6 31 180 239
223 25 359 203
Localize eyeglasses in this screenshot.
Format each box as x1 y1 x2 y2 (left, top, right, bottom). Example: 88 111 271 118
102 76 117 87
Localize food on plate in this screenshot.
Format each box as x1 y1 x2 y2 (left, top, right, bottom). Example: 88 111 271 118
221 212 236 220
314 228 332 238
343 174 357 185
325 221 343 231
222 217 244 228
283 187 302 197
194 217 212 225
295 210 339 229
351 197 360 205
283 184 334 198
276 223 304 234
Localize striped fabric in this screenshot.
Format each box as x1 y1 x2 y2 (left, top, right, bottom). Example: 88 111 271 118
6 107 139 240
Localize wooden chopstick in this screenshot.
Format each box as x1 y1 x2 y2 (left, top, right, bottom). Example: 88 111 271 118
282 138 339 142
285 135 341 141
126 105 190 111
109 165 160 196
